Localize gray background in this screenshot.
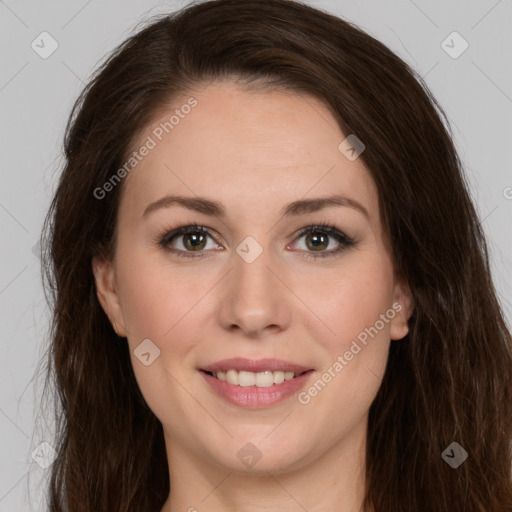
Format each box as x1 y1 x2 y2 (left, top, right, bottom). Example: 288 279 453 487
1 0 511 509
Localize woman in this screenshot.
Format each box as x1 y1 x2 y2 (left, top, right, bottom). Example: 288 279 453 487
40 0 512 510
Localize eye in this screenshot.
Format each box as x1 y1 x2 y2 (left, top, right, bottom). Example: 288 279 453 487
158 224 221 258
289 222 355 259
157 221 355 259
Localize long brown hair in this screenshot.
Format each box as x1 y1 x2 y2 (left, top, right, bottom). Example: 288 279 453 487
39 0 512 510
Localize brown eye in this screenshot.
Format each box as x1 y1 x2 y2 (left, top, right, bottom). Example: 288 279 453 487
181 231 208 251
304 231 329 251
159 225 221 257
290 224 355 259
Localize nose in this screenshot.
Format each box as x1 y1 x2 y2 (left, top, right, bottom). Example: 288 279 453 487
216 245 292 338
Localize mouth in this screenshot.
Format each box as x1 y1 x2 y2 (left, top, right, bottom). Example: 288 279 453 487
198 358 315 408
200 369 311 388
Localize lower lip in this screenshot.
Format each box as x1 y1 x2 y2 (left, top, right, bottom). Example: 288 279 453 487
200 370 314 408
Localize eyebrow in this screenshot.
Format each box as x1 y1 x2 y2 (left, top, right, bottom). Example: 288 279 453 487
142 194 370 220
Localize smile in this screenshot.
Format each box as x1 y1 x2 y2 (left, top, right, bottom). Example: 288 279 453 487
199 358 315 408
204 369 306 388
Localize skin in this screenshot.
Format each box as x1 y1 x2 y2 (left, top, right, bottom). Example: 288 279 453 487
93 81 414 512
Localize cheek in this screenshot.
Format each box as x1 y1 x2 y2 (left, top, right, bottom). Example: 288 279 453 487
116 246 193 340
297 258 394 414
115 249 203 423
302 254 395 354
115 247 214 381
294 255 394 410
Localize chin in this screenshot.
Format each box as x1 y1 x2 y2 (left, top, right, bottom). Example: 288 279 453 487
206 435 311 474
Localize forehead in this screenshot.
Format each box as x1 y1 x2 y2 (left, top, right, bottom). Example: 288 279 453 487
120 81 378 223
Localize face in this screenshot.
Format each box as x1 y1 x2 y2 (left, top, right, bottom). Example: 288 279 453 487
93 81 413 476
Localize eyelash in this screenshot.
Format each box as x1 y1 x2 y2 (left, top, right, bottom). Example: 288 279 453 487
156 220 356 259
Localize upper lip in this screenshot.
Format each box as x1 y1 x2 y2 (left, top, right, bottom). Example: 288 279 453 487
200 358 312 373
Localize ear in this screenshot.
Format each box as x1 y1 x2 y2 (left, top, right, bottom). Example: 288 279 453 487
91 255 128 337
389 276 414 341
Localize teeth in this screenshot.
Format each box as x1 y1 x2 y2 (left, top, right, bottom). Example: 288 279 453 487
213 369 301 387
239 371 255 387
225 370 238 385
